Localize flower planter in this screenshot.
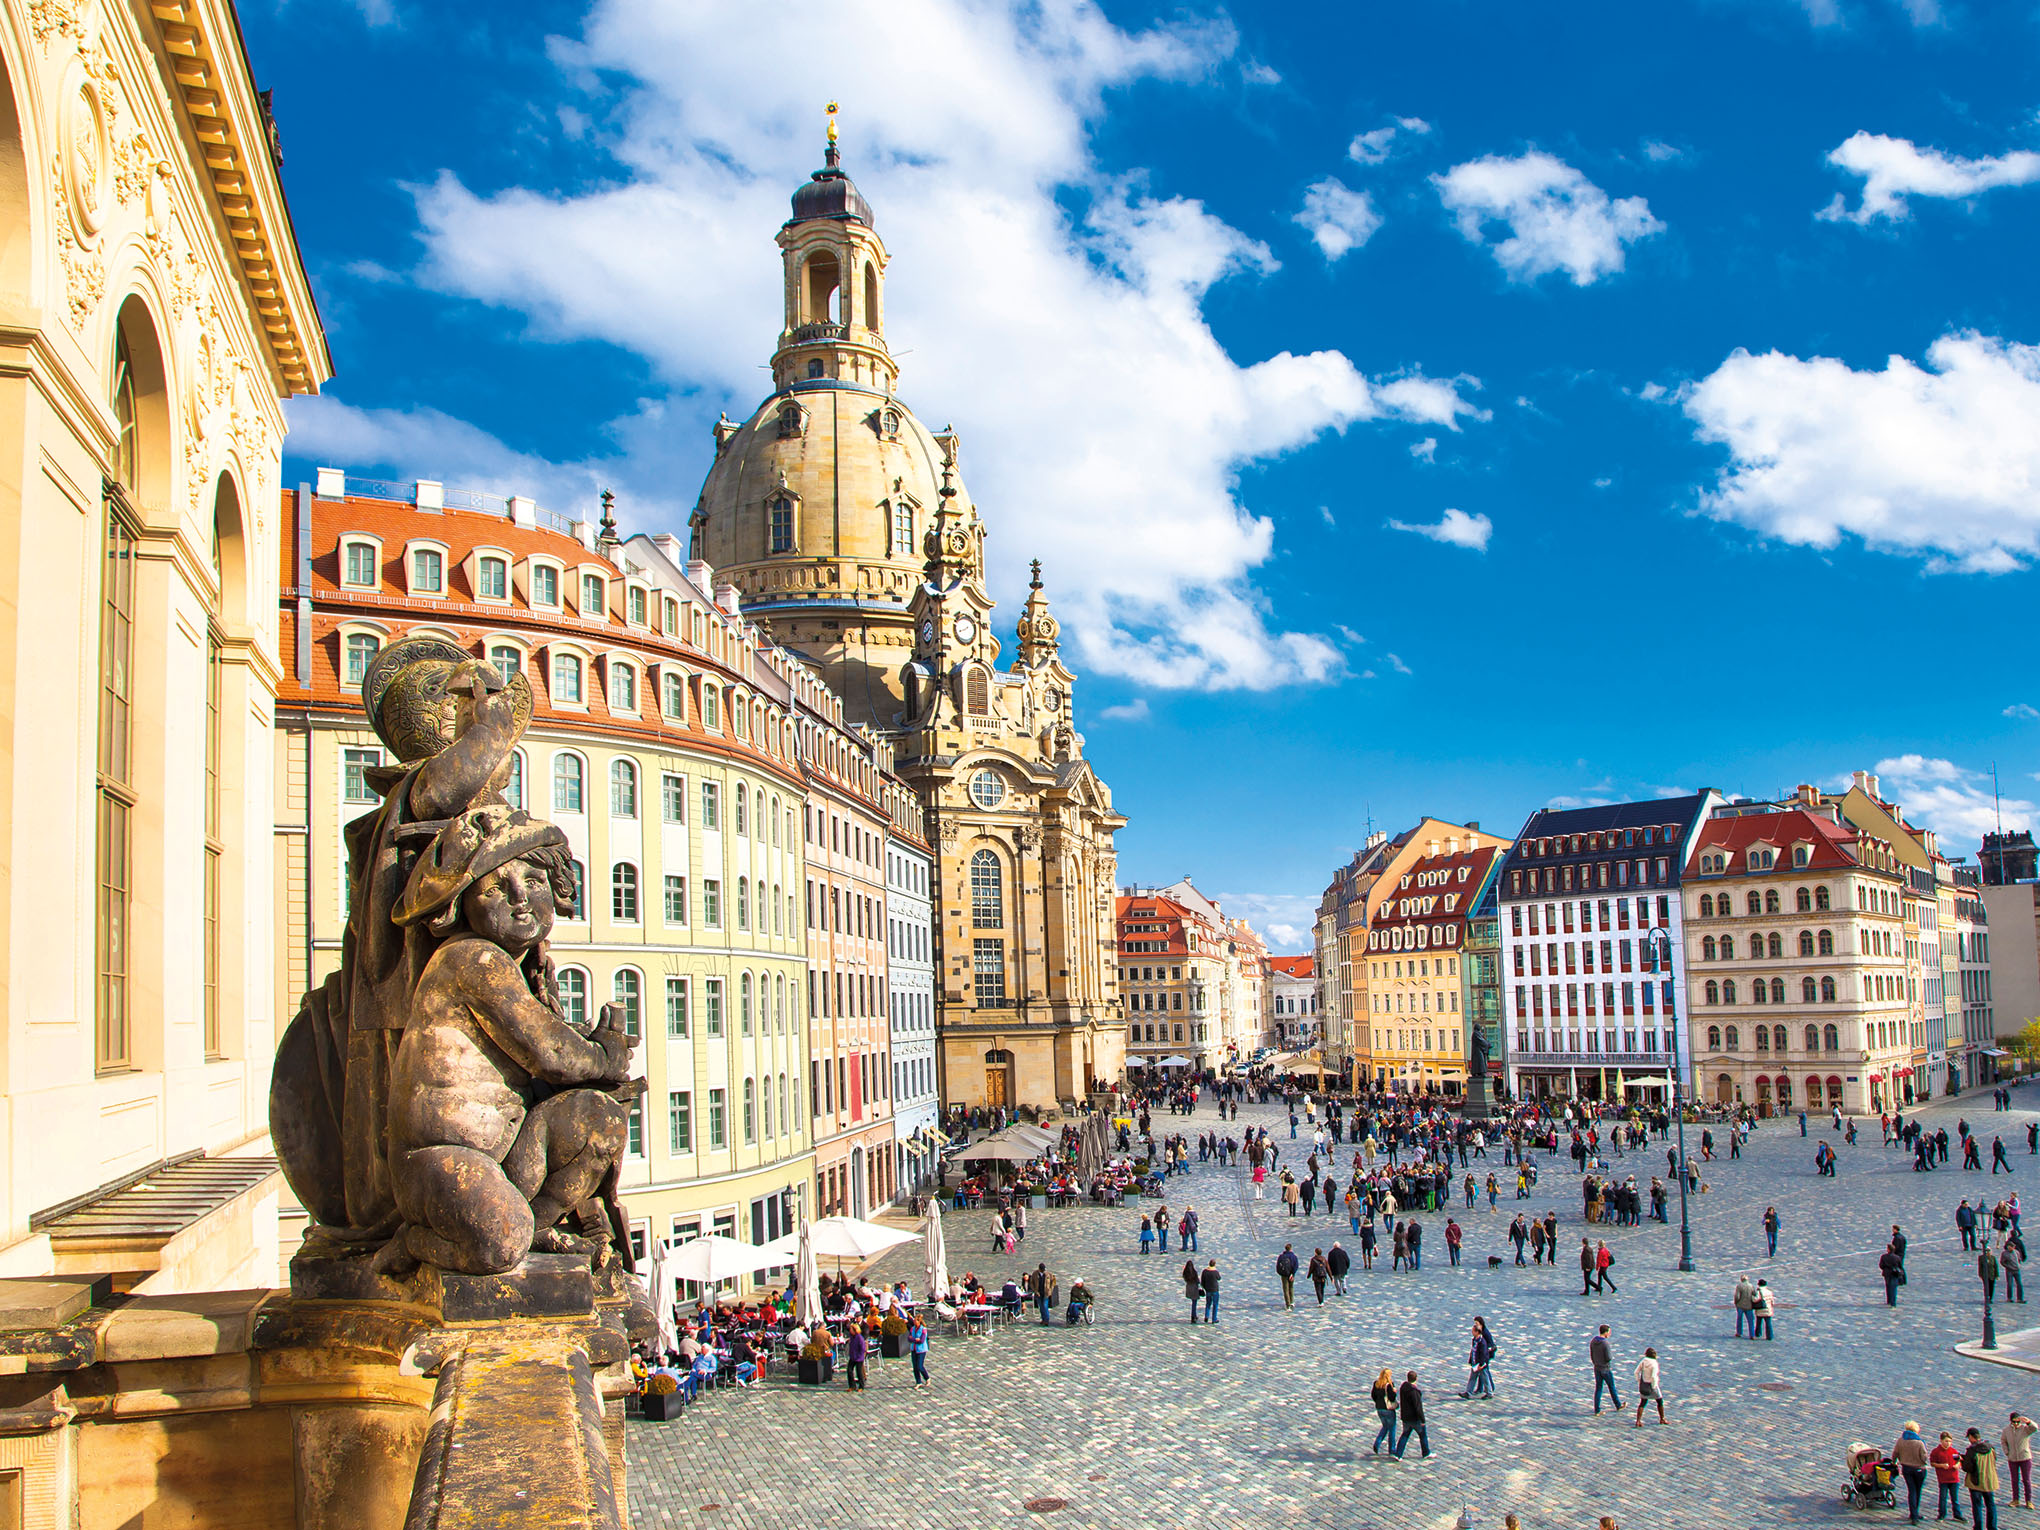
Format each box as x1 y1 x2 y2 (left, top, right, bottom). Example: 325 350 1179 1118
797 1356 835 1386
643 1390 683 1421
1030 1193 1048 1211
879 1333 906 1359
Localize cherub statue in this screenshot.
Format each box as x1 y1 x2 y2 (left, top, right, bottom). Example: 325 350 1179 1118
373 803 637 1275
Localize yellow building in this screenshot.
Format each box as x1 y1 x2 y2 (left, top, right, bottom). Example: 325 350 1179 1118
0 0 328 1290
279 482 817 1273
692 131 1125 1110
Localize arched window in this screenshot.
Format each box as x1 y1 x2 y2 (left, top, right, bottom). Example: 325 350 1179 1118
614 969 641 1035
966 669 990 716
1817 929 1833 955
553 652 583 703
1767 933 1783 958
970 849 1003 928
611 662 636 711
1751 980 1766 1005
1723 980 1737 1003
112 327 139 488
1720 935 1735 960
1805 1024 1820 1052
1725 1025 1740 1049
735 783 747 836
1823 1023 1840 1052
1798 930 1814 956
505 750 525 810
1801 977 1817 1003
737 877 750 930
773 882 783 936
1704 980 1719 1005
1699 893 1714 918
1815 886 1830 910
610 759 638 817
664 671 685 720
1773 1025 1787 1053
863 262 879 332
567 860 585 920
1795 887 1812 912
1706 1025 1722 1049
761 1074 773 1138
1765 889 1780 914
612 863 639 922
740 972 753 1034
1755 1024 1769 1050
558 967 587 1025
489 644 522 682
1702 936 1717 961
1821 976 1836 1003
478 554 508 599
344 631 381 686
1746 892 1762 915
554 754 584 812
769 495 795 553
1770 977 1786 1004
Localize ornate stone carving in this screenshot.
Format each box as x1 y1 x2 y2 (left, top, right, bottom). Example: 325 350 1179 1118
1016 824 1043 851
28 0 84 49
271 639 640 1278
51 154 103 325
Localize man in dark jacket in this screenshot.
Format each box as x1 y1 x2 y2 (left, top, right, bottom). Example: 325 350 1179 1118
1880 1244 1905 1306
1590 1324 1619 1413
1960 1199 1981 1251
1276 1245 1299 1308
1308 1248 1330 1304
1580 1237 1598 1296
1200 1260 1220 1323
1393 1370 1431 1458
1327 1241 1351 1294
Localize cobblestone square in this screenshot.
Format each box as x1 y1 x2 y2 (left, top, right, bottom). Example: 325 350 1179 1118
629 1093 2040 1530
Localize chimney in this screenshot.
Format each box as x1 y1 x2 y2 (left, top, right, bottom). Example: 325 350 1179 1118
651 533 685 563
1427 839 1439 858
714 582 742 616
509 495 537 529
1797 783 1817 806
684 559 715 599
1852 769 1870 794
1867 773 1880 799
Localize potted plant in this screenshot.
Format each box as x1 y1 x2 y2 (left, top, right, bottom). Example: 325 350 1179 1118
643 1371 683 1421
797 1329 835 1386
879 1312 908 1359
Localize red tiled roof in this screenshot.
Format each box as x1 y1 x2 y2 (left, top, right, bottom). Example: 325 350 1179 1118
1269 955 1314 978
1684 807 1863 874
1376 844 1505 925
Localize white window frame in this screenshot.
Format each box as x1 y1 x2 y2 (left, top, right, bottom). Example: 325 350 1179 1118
341 534 383 590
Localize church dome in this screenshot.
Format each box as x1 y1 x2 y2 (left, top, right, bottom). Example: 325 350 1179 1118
790 163 874 228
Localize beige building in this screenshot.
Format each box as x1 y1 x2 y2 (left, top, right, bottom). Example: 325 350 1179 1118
1116 889 1226 1070
0 0 327 1290
1684 797 1912 1115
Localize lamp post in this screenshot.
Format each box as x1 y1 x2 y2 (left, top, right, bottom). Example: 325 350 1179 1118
1986 1278 2000 1351
1642 927 1695 1273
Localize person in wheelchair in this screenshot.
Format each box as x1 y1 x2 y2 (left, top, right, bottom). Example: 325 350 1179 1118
1065 1278 1094 1325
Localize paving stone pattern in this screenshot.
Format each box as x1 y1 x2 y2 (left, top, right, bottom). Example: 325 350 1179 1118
628 1089 2040 1530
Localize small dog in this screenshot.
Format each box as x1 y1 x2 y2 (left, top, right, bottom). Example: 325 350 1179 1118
1487 1255 1504 1269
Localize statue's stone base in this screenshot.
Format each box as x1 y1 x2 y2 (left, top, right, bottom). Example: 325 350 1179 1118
0 1248 642 1530
1465 1077 1494 1120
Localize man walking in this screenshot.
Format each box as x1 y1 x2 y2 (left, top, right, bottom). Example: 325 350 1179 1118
1763 1205 1780 1258
1590 1325 1620 1414
1200 1259 1221 1324
1881 1241 1906 1306
1393 1370 1431 1459
1964 1427 2002 1530
1276 1244 1298 1309
1327 1240 1351 1295
1983 1243 2002 1307
1183 1206 1199 1252
1734 1274 1757 1338
1580 1237 1597 1296
1961 1199 1980 1252
1752 1279 1775 1340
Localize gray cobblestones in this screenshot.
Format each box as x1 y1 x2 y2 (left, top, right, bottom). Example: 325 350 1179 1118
628 1093 2040 1529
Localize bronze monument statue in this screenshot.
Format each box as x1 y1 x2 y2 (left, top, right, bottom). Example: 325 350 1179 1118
272 636 640 1278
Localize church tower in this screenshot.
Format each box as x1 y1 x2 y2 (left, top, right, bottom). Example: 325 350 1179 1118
691 107 960 728
694 110 1128 1110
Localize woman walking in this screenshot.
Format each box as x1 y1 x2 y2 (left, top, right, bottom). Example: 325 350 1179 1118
1182 1258 1203 1323
1138 1214 1155 1255
1460 1316 1496 1398
1370 1367 1399 1453
1633 1348 1666 1427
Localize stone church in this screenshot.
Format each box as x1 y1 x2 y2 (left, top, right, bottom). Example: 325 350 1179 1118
690 123 1125 1109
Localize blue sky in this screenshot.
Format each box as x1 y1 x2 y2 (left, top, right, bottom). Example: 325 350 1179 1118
258 0 2040 950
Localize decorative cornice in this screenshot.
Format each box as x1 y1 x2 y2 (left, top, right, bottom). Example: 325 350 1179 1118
146 0 329 395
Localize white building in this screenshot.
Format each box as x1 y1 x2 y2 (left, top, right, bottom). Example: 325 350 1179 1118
1270 957 1320 1048
888 830 940 1189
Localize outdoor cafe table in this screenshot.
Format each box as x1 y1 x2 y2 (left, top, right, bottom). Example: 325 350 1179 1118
957 1303 998 1336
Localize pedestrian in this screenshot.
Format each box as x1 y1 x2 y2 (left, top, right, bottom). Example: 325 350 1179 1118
1276 1244 1298 1309
1751 1279 1775 1340
1633 1347 1665 1427
1370 1366 1398 1454
1460 1316 1496 1399
843 1324 868 1391
1308 1248 1330 1305
1511 1214 1529 1266
1029 1262 1053 1325
1360 1213 1377 1270
1961 1199 1980 1252
1983 1244 2002 1306
1156 1201 1169 1253
1138 1214 1154 1255
1733 1274 1757 1339
1996 1137 2014 1174
1183 1257 1202 1322
1446 1217 1463 1267
1931 1431 1965 1522
2005 1413 2037 1509
1591 1324 1620 1413
1201 1259 1221 1324
1596 1240 1618 1293
1014 1200 1028 1243
1894 1422 1930 1523
2005 1239 2027 1304
1393 1369 1431 1459
1964 1427 2001 1530
1328 1240 1350 1295
1763 1205 1780 1258
1580 1237 1597 1296
1183 1206 1199 1252
1880 1243 1906 1307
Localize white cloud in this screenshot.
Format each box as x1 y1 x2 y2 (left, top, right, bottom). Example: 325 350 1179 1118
1593 476 1613 489
351 0 396 25
284 397 606 509
1684 332 2040 573
1241 60 1281 86
1211 892 1319 955
1794 0 1941 23
1641 139 1687 165
1334 624 1365 645
1434 150 1663 285
2005 703 2039 720
1388 507 1492 551
1319 505 1336 526
1409 436 1437 463
1348 116 1432 166
1294 178 1381 261
1820 131 2040 224
1638 380 1668 401
1868 755 2035 848
1386 652 1413 675
1097 698 1151 723
396 0 1485 693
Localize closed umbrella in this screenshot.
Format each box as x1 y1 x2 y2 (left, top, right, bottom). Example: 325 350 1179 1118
922 1200 950 1304
794 1219 823 1329
643 1237 680 1355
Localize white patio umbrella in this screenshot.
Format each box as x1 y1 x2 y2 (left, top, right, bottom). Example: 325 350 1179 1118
1002 1123 1055 1149
760 1215 923 1270
1158 1055 1192 1068
921 1200 950 1304
956 1137 1044 1163
794 1219 824 1329
643 1237 681 1355
662 1233 786 1288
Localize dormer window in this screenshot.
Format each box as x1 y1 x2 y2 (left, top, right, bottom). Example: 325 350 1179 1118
1793 843 1811 867
531 564 560 607
891 500 912 557
343 540 379 588
411 547 443 594
553 652 584 705
581 574 607 618
769 495 795 554
343 631 381 686
489 644 522 682
611 661 637 711
663 596 679 635
628 586 648 626
703 685 720 731
478 555 508 600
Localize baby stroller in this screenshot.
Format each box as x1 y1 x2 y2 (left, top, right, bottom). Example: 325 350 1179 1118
1842 1443 1897 1509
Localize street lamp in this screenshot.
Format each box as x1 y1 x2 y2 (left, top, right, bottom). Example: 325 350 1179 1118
1986 1274 2000 1351
1642 927 1696 1273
